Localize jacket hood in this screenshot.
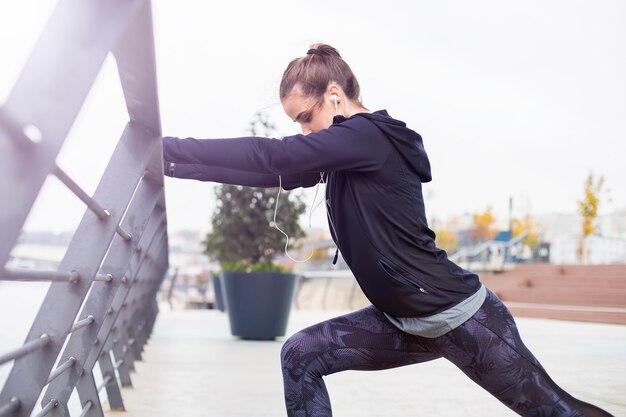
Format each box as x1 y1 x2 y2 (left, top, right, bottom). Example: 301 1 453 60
347 110 432 182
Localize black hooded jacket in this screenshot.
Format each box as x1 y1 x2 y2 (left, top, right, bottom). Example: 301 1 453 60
163 110 481 317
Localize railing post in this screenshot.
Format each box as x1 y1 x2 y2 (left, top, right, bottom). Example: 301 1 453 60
42 180 163 408
105 237 167 376
74 372 104 417
99 352 125 411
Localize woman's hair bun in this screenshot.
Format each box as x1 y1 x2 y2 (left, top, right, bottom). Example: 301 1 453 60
307 43 341 58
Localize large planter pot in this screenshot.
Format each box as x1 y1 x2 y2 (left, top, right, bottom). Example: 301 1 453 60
221 271 297 340
211 273 226 312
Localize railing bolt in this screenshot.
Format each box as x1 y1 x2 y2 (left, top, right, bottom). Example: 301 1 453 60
69 270 82 284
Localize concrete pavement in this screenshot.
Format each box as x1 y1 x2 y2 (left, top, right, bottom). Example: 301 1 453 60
104 305 626 416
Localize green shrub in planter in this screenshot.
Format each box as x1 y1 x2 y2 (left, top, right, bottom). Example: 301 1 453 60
201 112 308 339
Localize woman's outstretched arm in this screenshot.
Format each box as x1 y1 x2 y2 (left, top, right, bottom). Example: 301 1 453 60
162 116 391 176
164 161 322 190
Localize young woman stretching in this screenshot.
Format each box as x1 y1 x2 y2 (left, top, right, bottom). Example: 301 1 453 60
163 44 613 417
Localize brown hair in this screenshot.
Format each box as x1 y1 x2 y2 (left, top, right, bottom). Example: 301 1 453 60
279 43 362 106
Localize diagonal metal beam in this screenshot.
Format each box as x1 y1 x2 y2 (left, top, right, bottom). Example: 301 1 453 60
0 0 148 267
112 0 161 134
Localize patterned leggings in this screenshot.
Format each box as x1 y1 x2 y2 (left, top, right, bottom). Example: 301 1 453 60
280 289 613 417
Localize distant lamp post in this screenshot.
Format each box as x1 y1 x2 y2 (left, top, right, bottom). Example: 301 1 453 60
508 196 513 240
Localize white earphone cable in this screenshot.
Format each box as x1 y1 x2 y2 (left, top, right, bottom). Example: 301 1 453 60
272 173 325 263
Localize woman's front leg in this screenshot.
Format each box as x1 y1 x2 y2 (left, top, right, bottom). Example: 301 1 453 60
280 305 440 417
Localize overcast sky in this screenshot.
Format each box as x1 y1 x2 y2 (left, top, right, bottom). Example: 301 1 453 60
1 0 625 235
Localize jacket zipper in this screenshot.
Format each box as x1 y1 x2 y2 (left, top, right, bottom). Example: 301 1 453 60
325 171 340 265
378 256 429 294
326 200 340 265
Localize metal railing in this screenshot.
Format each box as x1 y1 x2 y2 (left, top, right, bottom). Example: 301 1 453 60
0 0 167 416
449 232 529 272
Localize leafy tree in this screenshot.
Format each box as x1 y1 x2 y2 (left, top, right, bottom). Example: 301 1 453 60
512 213 540 247
468 208 498 243
433 216 460 253
308 233 333 262
434 227 460 254
202 112 307 272
577 173 604 264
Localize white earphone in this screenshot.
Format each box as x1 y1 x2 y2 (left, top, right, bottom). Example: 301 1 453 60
331 94 339 112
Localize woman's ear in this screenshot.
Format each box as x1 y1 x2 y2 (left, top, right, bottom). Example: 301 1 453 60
327 84 340 98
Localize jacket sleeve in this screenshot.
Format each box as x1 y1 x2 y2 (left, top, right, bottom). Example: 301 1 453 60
162 116 392 176
165 162 322 190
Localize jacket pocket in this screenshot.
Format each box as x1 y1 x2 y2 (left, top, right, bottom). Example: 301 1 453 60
377 256 435 295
